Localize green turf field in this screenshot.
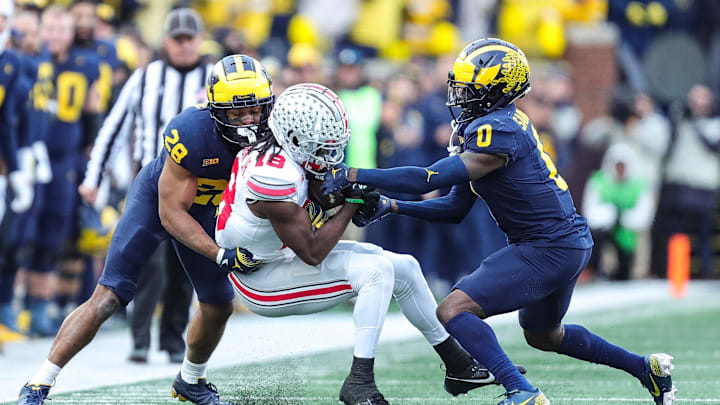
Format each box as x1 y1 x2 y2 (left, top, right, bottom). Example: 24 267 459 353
16 297 718 405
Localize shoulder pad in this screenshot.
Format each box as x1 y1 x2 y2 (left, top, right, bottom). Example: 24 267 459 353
246 149 303 202
463 107 520 136
462 112 521 163
247 174 299 201
163 108 214 170
167 107 213 137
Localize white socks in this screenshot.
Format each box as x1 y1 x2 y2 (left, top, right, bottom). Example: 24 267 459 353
347 253 395 359
29 360 61 386
180 357 208 384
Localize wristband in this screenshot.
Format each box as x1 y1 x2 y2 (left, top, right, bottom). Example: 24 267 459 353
216 248 225 264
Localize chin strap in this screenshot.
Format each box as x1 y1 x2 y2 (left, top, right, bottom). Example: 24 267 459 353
237 127 257 144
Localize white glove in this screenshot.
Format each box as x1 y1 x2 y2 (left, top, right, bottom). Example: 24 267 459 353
32 141 53 184
0 175 7 223
9 171 34 213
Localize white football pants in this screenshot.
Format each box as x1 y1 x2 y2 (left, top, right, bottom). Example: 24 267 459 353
228 241 449 358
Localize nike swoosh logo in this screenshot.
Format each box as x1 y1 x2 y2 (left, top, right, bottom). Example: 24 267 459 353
511 395 537 405
649 374 660 397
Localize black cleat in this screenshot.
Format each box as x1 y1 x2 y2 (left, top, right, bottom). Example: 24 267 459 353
444 359 528 396
170 372 231 405
338 376 389 405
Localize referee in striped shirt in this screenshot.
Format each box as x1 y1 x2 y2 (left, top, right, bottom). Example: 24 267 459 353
79 8 213 364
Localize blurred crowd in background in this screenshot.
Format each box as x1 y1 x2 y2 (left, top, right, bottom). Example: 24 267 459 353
1 0 719 352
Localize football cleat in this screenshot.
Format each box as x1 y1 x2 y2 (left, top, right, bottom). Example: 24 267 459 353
639 353 677 405
338 377 389 405
17 383 51 405
444 359 528 396
170 373 231 405
496 388 549 405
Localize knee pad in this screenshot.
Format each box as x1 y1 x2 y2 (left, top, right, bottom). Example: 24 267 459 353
387 252 422 281
348 253 395 295
383 251 423 296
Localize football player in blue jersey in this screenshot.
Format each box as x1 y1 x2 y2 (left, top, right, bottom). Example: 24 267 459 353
14 5 103 337
0 8 55 340
0 0 34 224
324 38 677 405
17 54 270 405
70 0 117 113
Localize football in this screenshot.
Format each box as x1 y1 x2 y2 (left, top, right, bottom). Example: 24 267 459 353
308 176 345 210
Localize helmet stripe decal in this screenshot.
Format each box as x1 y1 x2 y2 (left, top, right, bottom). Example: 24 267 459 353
222 56 237 77
240 55 256 72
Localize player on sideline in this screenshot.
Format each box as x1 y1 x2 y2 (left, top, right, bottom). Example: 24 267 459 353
216 83 524 405
17 55 271 405
324 38 677 405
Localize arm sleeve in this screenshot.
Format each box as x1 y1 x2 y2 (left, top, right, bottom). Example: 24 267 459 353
83 68 141 188
394 183 477 223
355 154 469 194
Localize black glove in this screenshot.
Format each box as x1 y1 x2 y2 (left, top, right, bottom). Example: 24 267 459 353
352 191 392 227
216 247 262 273
342 183 375 204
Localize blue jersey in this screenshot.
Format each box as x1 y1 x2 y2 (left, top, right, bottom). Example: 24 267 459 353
93 39 120 70
459 104 592 248
143 105 240 218
47 48 101 156
0 50 23 171
97 105 238 305
16 52 54 147
89 39 117 113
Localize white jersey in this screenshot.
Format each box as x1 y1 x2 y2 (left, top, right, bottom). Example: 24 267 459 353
215 146 309 262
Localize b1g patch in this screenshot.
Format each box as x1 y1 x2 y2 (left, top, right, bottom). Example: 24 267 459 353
203 158 220 167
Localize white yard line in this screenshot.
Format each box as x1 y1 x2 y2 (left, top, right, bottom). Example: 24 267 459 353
0 280 718 402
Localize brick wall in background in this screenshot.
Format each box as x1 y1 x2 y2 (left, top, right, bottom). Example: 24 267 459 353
565 23 619 125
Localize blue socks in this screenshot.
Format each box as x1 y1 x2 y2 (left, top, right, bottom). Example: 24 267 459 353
445 312 534 392
558 324 645 379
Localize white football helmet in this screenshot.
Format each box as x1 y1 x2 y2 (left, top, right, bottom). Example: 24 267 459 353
268 83 350 176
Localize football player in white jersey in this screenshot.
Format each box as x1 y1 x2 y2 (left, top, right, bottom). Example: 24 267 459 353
215 83 525 404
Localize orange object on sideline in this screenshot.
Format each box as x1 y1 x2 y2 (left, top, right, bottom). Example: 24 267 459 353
667 233 690 298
